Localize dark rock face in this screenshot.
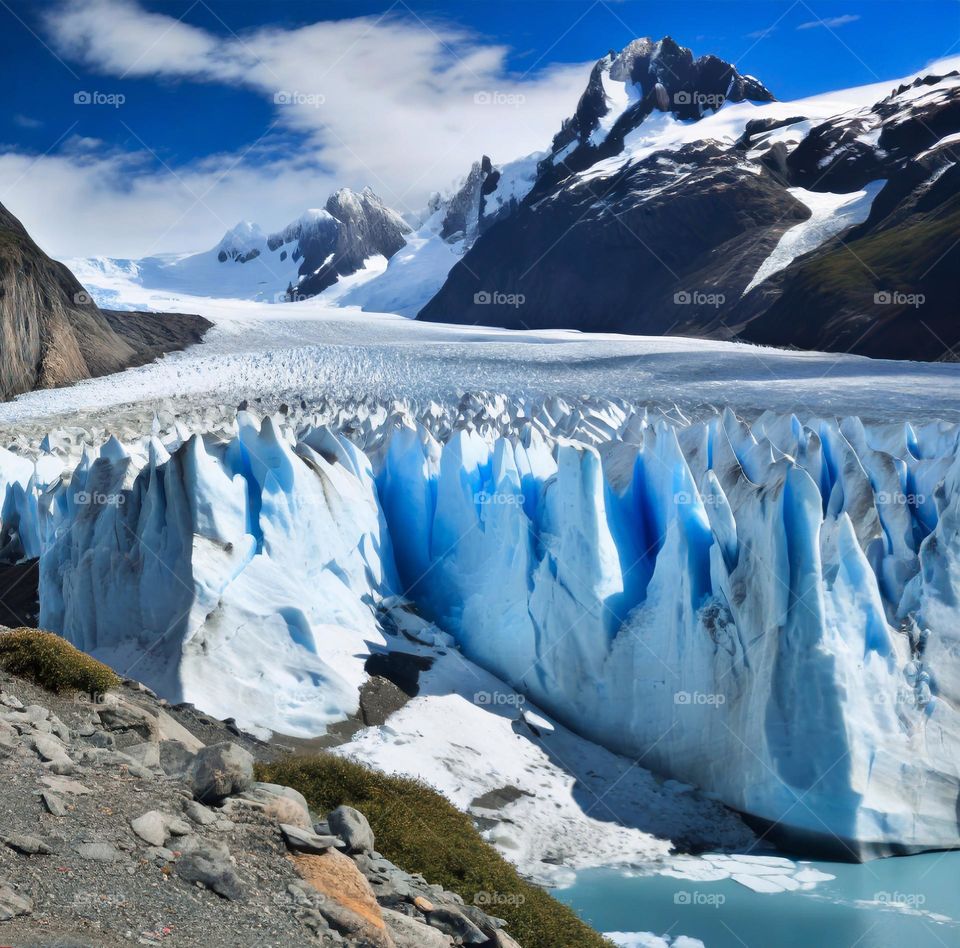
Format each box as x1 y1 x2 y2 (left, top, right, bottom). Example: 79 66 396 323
0 203 211 401
532 36 774 194
282 187 410 299
420 141 807 336
739 162 960 360
440 158 491 241
0 202 136 401
419 42 960 362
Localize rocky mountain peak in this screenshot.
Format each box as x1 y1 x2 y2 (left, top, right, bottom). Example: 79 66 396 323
216 221 265 263
537 37 775 191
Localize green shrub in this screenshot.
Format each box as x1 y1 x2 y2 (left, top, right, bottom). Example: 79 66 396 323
258 754 607 948
0 628 119 696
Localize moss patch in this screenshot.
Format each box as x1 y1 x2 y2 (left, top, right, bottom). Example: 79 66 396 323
0 628 119 696
258 754 607 948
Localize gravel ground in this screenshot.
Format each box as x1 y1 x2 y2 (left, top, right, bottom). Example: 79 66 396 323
0 664 521 948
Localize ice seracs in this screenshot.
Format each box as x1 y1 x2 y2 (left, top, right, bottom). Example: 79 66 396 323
11 395 960 860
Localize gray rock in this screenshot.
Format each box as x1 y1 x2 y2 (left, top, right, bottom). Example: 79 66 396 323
167 817 192 837
145 845 177 863
327 805 375 853
108 751 155 780
31 733 66 762
131 810 170 847
3 834 53 855
253 782 310 812
190 742 254 804
183 800 218 827
96 700 160 741
382 907 452 948
231 783 313 830
41 774 92 796
76 841 120 862
49 717 71 743
0 883 31 920
175 840 244 900
493 930 523 948
278 823 342 855
24 704 49 723
427 907 487 944
159 740 196 778
44 756 76 775
0 693 24 710
123 741 160 769
41 791 67 816
82 730 115 749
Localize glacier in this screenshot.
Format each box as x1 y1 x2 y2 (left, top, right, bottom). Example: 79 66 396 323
7 394 960 859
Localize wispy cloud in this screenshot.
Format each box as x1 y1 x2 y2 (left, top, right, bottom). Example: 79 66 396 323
746 26 777 39
5 0 593 257
13 114 43 129
797 13 861 30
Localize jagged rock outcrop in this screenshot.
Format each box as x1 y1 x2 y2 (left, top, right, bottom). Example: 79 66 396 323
535 36 773 192
281 188 411 300
0 201 211 401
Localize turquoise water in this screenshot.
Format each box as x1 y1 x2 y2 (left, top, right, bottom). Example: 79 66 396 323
556 853 960 947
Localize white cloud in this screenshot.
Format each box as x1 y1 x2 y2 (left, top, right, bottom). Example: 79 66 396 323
797 14 861 30
12 114 44 129
0 0 592 258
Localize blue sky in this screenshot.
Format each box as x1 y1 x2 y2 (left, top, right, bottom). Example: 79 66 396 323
2 0 958 257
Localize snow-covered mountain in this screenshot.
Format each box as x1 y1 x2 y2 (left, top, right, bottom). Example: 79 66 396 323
333 152 542 316
72 187 410 307
419 37 960 362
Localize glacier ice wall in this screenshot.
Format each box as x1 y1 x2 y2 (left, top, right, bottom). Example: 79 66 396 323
37 414 397 736
15 397 960 855
375 405 960 856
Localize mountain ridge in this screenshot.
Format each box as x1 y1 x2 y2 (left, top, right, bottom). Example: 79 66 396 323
417 40 960 362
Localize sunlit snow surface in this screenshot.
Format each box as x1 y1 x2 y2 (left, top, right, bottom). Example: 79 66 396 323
742 182 885 295
2 301 960 438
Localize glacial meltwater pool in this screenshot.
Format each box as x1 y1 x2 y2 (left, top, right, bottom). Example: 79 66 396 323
556 853 960 947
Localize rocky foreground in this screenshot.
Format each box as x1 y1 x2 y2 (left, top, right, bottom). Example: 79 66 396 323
0 650 522 947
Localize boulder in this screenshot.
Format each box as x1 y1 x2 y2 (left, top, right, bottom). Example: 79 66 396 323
233 783 313 830
3 834 52 855
41 791 67 816
427 906 487 944
183 800 218 827
175 839 244 900
328 804 375 853
76 841 120 862
158 740 196 778
279 823 343 855
96 699 159 742
123 741 161 769
155 708 204 752
382 907 452 948
130 810 170 847
190 742 254 804
0 883 31 920
291 850 394 948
